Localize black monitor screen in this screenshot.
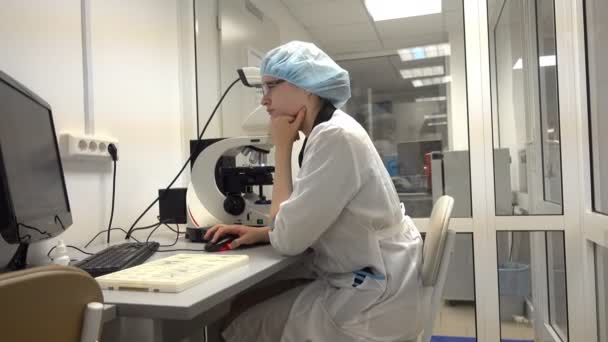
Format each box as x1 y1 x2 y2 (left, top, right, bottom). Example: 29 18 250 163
0 73 71 243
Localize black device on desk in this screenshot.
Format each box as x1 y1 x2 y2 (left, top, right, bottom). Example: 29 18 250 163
204 234 238 252
0 70 74 271
185 226 213 242
74 242 160 277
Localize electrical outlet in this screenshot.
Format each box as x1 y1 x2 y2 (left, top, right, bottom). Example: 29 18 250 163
59 132 118 160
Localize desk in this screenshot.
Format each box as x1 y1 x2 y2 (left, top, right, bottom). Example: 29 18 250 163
81 237 306 342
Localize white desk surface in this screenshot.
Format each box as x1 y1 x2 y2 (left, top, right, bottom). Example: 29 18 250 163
84 237 306 321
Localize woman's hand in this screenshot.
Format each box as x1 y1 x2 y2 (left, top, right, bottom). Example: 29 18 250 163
270 106 306 147
203 224 270 249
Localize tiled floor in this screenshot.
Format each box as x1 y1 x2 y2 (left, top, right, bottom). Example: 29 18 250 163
432 301 534 341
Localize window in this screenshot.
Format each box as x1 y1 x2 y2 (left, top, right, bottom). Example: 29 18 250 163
584 0 608 215
423 233 477 340
488 0 563 216
496 231 568 341
547 231 568 340
336 0 471 218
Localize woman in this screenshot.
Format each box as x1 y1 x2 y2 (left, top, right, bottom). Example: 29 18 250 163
205 41 423 342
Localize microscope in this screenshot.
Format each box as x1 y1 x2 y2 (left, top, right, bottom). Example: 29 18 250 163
185 68 274 241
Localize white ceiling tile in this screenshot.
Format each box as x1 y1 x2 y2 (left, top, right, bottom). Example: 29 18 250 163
281 0 462 100
381 34 449 50
284 0 371 28
374 13 447 40
309 23 378 43
323 39 384 56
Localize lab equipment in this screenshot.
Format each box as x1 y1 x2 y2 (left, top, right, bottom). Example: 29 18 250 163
237 67 262 88
125 67 261 240
185 77 274 236
186 136 273 238
260 41 351 108
74 241 160 277
96 253 249 293
0 70 73 271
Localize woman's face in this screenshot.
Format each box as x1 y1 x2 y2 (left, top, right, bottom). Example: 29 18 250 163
260 76 309 118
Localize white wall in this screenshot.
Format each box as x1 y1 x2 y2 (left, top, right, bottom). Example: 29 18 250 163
251 0 313 44
0 0 187 265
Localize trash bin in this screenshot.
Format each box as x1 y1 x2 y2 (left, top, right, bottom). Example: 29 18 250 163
498 262 531 320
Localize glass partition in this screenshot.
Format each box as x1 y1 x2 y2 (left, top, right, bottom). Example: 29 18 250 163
336 0 471 218
584 0 608 215
496 231 568 341
488 0 563 216
422 232 477 340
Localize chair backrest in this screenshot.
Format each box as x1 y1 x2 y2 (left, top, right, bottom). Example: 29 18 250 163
421 195 454 287
0 264 104 342
419 229 457 342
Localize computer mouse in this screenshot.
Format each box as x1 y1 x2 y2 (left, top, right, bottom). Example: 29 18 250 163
204 234 238 252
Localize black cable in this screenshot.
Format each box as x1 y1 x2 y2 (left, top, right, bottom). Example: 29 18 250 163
160 223 181 248
67 245 94 256
47 246 55 259
145 223 164 243
106 143 119 243
18 223 52 238
19 234 32 244
125 78 241 239
107 159 117 243
162 223 184 235
129 220 172 235
143 222 184 246
84 227 141 249
54 215 66 230
47 245 94 260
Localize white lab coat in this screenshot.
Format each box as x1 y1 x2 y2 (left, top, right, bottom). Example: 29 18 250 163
230 110 423 341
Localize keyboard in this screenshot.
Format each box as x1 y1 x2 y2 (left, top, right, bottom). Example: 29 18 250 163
74 242 160 277
96 253 249 293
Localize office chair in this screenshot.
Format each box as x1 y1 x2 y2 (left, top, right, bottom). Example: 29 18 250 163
0 264 104 342
405 195 456 342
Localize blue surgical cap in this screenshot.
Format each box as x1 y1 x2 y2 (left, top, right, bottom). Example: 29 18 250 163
260 41 351 108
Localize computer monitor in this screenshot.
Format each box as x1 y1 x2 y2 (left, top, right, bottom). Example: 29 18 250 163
0 70 72 270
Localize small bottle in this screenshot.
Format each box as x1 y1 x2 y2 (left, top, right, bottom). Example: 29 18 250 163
53 240 71 266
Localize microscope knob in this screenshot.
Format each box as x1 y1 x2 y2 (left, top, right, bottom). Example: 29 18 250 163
224 195 246 216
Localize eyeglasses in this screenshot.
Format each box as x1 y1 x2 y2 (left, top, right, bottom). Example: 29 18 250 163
261 79 285 96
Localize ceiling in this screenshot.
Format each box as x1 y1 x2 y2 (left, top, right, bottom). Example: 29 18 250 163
279 0 465 103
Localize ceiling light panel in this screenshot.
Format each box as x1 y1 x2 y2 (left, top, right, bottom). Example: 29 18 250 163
411 76 452 87
400 66 445 79
365 0 442 21
398 43 451 62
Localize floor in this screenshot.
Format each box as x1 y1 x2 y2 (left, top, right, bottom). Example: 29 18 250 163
432 301 535 342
